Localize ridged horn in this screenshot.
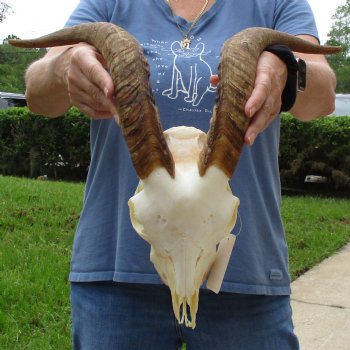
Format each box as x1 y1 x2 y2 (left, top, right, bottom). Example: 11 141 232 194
9 22 175 180
198 27 342 178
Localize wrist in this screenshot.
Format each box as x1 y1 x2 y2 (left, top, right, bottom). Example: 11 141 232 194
25 48 74 117
53 46 74 92
264 44 299 112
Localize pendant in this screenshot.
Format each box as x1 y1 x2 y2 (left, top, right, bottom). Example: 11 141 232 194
181 37 191 49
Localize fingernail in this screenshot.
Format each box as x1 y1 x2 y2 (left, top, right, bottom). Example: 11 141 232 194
103 87 109 97
247 132 256 146
249 108 257 118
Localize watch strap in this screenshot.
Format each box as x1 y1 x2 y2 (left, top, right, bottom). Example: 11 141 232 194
264 44 299 112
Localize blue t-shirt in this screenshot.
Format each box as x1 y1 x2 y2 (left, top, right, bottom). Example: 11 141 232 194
67 0 318 295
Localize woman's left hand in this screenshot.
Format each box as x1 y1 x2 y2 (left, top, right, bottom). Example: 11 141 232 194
243 51 287 145
210 50 287 146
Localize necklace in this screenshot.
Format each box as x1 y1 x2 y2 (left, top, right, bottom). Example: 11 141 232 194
166 0 209 49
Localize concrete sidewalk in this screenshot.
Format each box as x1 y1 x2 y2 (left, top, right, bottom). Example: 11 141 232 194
291 242 350 350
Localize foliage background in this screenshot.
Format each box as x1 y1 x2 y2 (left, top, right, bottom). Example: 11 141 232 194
0 108 349 192
0 108 90 180
0 1 12 23
280 113 350 191
326 0 350 92
0 38 45 93
0 2 46 92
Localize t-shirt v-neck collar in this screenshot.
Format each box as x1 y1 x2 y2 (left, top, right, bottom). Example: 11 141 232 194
154 0 223 30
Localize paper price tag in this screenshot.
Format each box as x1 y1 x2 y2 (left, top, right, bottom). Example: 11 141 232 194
206 234 236 294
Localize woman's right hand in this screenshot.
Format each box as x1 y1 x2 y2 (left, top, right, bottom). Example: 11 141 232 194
61 43 118 120
25 43 118 120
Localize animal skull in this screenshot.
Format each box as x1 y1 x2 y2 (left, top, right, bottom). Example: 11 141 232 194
129 127 239 328
9 23 341 329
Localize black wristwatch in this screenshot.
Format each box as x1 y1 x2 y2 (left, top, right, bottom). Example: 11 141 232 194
265 45 307 111
296 57 306 92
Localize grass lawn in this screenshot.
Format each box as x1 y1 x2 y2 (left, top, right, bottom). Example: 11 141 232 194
0 175 349 349
283 195 350 280
0 176 82 349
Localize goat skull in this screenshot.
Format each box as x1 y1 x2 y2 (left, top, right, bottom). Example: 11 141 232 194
129 127 239 327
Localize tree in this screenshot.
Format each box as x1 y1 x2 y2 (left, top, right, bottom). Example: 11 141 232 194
0 35 46 93
0 1 12 22
327 0 350 55
326 0 350 92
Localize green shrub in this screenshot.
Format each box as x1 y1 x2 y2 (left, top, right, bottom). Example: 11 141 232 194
0 108 349 189
0 107 90 180
280 113 350 190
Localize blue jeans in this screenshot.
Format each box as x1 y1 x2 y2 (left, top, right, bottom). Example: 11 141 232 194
71 282 299 350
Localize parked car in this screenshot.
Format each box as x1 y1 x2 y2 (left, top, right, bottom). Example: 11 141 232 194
0 91 26 109
332 94 350 116
303 94 349 188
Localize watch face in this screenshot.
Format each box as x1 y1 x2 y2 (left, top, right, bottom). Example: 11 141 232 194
297 58 306 91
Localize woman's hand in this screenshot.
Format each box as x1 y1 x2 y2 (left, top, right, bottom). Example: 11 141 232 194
61 43 118 120
25 43 118 120
244 51 287 145
210 50 287 146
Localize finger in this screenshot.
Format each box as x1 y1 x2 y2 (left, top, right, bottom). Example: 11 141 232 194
70 84 113 117
70 87 117 120
245 72 271 118
244 107 269 146
80 54 114 98
72 45 112 87
210 74 219 86
94 51 116 100
244 97 280 146
70 46 116 111
68 72 116 112
76 101 114 120
67 60 117 117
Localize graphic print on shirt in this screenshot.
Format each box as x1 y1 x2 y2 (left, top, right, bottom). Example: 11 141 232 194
162 40 216 107
142 37 217 112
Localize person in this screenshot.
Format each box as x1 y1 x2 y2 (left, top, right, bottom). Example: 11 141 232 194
24 0 336 349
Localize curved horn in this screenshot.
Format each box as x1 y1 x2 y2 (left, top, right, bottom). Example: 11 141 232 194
198 27 342 178
9 22 175 180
